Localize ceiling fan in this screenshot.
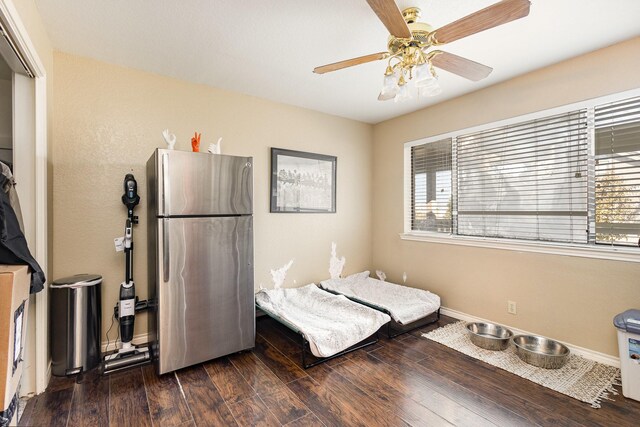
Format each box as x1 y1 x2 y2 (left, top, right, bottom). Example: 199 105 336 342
313 0 531 101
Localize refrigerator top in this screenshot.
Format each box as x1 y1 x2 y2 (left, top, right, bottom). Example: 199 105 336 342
149 149 253 217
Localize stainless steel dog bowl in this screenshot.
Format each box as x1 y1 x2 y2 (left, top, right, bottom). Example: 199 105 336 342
466 322 513 351
511 335 570 369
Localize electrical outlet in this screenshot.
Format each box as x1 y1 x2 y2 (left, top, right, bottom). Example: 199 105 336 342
508 300 517 315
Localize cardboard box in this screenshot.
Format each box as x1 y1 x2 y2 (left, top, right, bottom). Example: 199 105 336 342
0 265 30 423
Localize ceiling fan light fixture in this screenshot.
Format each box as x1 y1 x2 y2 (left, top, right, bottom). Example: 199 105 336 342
378 88 397 101
414 61 435 87
383 72 398 90
379 68 399 101
394 79 411 102
314 0 531 102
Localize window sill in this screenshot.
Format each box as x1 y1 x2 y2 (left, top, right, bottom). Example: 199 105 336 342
400 232 640 263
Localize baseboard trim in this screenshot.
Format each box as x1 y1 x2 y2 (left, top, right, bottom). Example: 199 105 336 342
101 333 150 353
440 307 620 368
100 312 620 368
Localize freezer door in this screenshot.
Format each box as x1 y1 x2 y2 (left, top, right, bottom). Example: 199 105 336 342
156 216 254 374
154 149 253 216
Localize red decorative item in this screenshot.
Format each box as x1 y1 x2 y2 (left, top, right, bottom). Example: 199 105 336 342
191 132 201 152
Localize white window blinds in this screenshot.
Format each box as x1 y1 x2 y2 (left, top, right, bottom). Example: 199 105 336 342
410 139 452 233
456 110 589 243
595 96 640 246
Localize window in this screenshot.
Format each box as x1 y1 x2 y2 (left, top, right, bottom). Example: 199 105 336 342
411 139 452 233
405 92 640 255
595 97 640 246
457 110 588 243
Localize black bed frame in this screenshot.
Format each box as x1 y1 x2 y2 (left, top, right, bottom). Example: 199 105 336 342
257 306 381 369
321 288 441 338
385 308 441 338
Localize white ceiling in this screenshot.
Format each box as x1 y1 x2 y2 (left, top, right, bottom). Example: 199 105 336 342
34 0 640 124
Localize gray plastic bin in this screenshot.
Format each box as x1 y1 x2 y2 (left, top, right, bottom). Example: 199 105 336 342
50 274 102 376
613 309 640 402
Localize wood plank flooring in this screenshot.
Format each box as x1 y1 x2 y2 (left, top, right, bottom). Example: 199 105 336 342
20 315 640 426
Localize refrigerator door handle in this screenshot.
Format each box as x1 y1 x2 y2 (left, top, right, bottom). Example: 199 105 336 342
162 152 170 215
163 218 170 282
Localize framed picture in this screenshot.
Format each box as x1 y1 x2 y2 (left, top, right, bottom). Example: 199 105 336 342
270 148 337 213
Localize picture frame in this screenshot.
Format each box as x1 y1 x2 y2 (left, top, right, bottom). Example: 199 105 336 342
270 148 337 213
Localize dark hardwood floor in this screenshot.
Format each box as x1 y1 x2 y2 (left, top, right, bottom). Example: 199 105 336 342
20 315 640 426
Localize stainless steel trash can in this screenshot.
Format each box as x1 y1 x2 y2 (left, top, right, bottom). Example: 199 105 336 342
50 274 102 376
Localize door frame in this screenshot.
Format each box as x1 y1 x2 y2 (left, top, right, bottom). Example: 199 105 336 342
0 0 49 394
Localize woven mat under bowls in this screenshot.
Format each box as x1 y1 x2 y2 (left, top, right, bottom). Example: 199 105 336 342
422 321 620 408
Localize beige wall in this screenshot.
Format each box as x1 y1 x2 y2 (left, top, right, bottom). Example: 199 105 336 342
52 52 373 342
372 37 640 357
51 36 640 355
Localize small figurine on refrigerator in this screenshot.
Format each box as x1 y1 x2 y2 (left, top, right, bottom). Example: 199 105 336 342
191 132 201 152
208 137 222 155
162 129 176 150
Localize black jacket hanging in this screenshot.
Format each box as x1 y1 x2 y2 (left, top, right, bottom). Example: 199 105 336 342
0 175 45 293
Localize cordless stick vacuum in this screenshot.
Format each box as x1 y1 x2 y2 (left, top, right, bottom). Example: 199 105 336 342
103 173 151 374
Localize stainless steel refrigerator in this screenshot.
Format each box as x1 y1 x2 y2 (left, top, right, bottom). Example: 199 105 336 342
146 149 254 375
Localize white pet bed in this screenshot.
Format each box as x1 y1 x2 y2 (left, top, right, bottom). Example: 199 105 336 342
320 271 441 334
255 284 390 363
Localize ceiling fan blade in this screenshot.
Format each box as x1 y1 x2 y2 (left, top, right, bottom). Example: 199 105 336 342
430 0 531 45
366 0 411 39
430 51 493 81
313 52 389 74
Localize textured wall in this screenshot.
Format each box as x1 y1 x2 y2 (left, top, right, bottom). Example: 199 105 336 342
52 52 373 342
372 38 640 357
